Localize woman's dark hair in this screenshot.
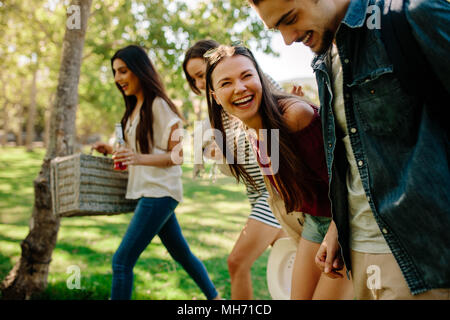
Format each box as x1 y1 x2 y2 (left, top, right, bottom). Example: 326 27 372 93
111 45 183 154
182 39 220 95
205 45 319 213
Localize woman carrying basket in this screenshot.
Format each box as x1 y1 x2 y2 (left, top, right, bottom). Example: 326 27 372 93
92 45 220 300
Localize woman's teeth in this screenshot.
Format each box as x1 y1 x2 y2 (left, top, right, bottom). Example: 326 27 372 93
303 31 312 44
233 96 253 105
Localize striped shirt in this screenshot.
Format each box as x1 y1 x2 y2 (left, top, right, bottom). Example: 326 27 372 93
263 73 284 93
222 113 281 228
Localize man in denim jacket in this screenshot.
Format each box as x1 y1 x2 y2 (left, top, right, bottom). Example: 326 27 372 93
249 0 450 299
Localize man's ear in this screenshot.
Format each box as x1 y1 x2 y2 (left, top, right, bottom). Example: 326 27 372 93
211 90 221 106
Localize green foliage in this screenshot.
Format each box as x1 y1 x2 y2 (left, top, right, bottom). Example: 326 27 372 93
1 0 275 142
0 0 64 141
0 0 279 300
0 147 272 300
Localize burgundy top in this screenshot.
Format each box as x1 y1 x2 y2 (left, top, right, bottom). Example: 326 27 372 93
248 107 331 217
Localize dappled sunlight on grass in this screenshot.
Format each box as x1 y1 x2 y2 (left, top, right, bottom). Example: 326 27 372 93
0 225 29 240
0 242 22 258
0 147 44 225
0 147 272 300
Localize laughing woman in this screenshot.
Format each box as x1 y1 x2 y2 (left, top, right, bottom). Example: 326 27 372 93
92 45 219 300
204 44 353 300
183 40 287 300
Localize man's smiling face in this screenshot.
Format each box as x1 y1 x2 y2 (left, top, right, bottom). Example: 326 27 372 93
252 0 344 54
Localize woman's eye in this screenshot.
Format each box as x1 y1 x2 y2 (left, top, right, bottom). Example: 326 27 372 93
243 73 252 79
285 16 297 25
221 82 231 87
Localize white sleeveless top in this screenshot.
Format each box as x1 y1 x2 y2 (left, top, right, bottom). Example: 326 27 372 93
124 97 183 202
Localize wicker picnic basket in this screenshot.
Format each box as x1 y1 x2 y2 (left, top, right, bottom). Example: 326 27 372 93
50 153 137 217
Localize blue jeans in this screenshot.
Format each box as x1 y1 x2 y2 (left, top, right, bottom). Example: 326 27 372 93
111 196 218 300
301 215 332 244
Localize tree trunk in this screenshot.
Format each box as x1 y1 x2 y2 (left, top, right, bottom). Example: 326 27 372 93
1 101 9 146
1 77 9 146
15 103 24 146
25 66 39 152
43 93 55 148
1 0 93 300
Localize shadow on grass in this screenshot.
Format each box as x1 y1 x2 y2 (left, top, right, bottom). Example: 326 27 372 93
0 233 23 281
0 230 270 300
182 178 246 200
33 275 111 300
0 149 273 299
0 250 14 283
59 217 130 236
55 241 109 260
0 205 33 225
57 221 228 258
31 253 271 300
32 253 225 300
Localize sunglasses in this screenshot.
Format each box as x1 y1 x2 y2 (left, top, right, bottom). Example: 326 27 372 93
203 40 246 58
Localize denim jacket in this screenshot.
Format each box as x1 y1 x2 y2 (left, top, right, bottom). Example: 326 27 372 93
312 0 450 294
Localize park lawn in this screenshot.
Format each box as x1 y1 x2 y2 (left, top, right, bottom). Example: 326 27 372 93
0 146 272 300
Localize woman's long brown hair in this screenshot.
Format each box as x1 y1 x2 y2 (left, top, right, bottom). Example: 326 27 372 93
205 45 320 213
111 45 183 154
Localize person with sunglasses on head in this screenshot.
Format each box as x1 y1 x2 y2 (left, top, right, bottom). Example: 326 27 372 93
204 44 354 300
247 0 450 299
183 39 289 300
92 45 220 300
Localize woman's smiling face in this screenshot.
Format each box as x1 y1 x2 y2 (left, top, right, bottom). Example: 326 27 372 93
186 57 207 93
211 55 263 128
112 58 142 96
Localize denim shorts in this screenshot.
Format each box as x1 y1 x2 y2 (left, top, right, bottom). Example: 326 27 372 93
301 214 332 244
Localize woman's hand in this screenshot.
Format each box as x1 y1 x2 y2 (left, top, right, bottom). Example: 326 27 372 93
290 85 305 97
113 147 141 166
91 141 113 155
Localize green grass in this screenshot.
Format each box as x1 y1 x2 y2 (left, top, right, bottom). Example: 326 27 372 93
0 146 271 300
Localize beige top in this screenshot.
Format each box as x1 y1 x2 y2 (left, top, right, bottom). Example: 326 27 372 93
330 44 390 253
124 97 183 202
264 175 304 244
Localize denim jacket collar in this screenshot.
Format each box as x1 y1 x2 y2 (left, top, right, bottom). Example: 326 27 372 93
311 52 328 72
311 0 370 70
341 0 371 28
